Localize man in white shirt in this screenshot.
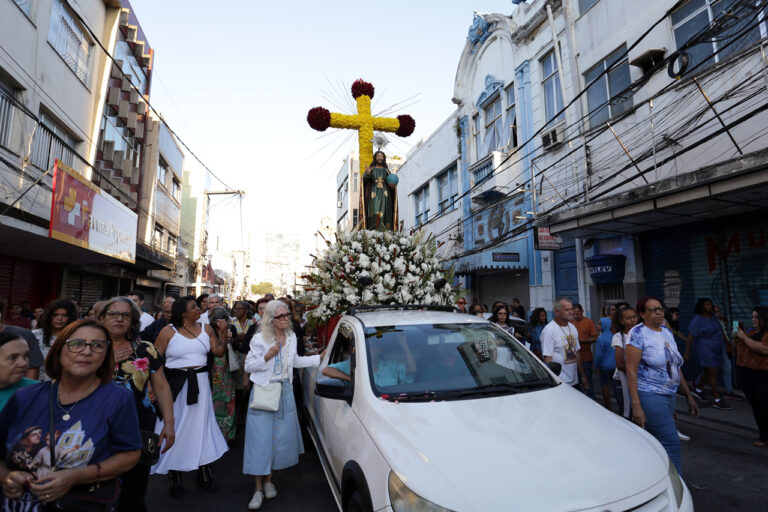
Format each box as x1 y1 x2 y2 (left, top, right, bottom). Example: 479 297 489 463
540 297 589 390
127 290 155 331
200 293 222 325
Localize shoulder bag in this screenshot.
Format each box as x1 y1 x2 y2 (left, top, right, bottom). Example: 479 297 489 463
48 383 121 512
248 341 283 411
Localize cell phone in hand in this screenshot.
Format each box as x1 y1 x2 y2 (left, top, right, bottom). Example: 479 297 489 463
732 320 739 333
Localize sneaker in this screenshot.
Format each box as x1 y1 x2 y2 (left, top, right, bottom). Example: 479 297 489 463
263 481 278 499
712 398 732 410
677 430 691 441
248 491 264 510
690 387 704 401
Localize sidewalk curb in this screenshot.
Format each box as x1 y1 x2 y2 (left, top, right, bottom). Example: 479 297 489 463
674 412 758 439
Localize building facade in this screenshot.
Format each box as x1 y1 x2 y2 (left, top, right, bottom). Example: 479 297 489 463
0 0 187 314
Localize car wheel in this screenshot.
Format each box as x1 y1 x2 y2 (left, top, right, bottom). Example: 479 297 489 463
346 491 370 512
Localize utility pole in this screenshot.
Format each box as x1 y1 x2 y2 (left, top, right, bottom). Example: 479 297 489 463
194 189 246 296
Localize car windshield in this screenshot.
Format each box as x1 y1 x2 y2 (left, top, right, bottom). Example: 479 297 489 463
362 323 555 401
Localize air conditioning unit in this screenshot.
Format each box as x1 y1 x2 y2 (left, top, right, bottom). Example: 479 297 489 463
541 123 565 150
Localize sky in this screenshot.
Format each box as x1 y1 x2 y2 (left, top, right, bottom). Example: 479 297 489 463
129 0 519 270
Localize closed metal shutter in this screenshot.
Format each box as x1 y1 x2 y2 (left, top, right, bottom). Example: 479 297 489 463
61 268 106 309
477 271 530 312
0 255 61 311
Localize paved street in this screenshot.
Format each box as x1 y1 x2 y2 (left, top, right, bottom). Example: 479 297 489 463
143 411 767 512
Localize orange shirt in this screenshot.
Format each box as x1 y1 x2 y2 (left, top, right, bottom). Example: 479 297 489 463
573 317 597 362
735 330 768 371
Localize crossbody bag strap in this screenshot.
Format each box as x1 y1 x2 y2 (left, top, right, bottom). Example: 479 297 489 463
48 382 56 468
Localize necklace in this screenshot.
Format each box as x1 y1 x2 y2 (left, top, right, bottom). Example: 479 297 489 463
57 385 94 421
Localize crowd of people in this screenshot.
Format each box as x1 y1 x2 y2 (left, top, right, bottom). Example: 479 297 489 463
456 295 768 474
0 290 765 510
0 292 319 511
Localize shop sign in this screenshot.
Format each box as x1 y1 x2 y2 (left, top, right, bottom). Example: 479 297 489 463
492 252 520 262
49 160 137 263
534 227 562 250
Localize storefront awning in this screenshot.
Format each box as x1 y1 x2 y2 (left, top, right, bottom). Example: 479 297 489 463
452 237 529 275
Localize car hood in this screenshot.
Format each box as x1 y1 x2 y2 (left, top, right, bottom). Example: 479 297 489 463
361 385 668 512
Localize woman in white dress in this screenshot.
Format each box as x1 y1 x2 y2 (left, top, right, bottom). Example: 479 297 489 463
152 296 228 498
32 299 77 381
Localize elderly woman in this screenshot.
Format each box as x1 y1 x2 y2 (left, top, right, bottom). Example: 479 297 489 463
32 299 78 381
0 319 141 512
733 307 768 447
243 300 324 510
98 296 175 512
626 297 699 475
209 307 238 441
152 296 228 498
0 332 35 411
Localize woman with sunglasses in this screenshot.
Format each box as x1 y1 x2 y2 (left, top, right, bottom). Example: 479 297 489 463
625 297 699 475
243 300 324 510
99 297 175 512
0 319 141 511
152 296 228 499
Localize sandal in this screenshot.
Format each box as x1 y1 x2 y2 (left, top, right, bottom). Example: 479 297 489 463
753 440 767 447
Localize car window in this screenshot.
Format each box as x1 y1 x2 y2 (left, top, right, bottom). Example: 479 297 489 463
363 323 555 401
329 322 355 366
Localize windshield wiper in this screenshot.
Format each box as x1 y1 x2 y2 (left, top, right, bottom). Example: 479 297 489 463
441 379 554 399
380 391 441 402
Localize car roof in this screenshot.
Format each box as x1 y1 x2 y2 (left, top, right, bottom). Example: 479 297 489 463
346 310 490 328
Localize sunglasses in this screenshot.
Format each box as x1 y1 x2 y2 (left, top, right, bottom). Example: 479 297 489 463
274 313 291 320
105 310 132 320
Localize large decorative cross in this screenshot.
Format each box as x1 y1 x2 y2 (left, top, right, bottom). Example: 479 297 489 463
307 79 415 175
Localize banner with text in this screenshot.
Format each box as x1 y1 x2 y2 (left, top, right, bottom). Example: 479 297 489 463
49 160 137 263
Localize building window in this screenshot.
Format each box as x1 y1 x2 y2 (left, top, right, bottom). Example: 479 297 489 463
158 158 168 186
31 113 77 171
671 0 764 74
0 80 17 149
541 49 565 126
414 185 429 226
579 0 599 14
171 179 181 201
167 235 177 255
479 96 503 158
48 0 92 84
153 226 163 250
472 114 481 160
584 45 633 127
13 0 32 16
352 208 359 228
504 84 518 148
437 166 458 215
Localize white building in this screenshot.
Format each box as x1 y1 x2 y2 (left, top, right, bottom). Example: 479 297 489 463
251 229 303 296
400 0 768 325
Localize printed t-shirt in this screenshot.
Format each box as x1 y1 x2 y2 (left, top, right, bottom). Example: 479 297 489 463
0 381 141 512
114 340 165 429
540 320 580 385
626 324 683 396
572 317 597 362
0 378 37 412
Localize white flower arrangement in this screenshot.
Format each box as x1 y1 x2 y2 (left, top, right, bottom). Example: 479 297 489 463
298 230 455 324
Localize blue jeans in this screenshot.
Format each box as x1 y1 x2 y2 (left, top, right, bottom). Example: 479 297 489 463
581 361 594 398
638 390 681 475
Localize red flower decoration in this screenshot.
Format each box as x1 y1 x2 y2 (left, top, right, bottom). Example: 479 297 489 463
307 107 331 131
396 115 415 137
351 79 375 99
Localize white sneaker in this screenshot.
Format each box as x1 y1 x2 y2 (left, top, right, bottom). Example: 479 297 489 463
677 430 691 441
248 490 264 510
263 481 278 499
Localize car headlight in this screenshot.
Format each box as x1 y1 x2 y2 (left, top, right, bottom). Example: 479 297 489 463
388 471 455 512
668 458 684 508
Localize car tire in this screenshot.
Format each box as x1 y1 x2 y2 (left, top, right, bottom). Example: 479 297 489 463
346 491 370 512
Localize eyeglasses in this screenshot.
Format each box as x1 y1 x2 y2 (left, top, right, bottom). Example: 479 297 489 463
646 306 664 313
65 339 110 353
105 310 132 320
274 313 291 320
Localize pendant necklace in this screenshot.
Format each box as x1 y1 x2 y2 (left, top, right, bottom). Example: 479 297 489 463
57 394 77 421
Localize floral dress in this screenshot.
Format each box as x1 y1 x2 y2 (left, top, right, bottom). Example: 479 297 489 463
113 340 164 431
211 333 238 441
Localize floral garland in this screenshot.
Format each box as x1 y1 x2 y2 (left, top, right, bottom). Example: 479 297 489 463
298 230 455 324
351 79 375 99
307 107 331 131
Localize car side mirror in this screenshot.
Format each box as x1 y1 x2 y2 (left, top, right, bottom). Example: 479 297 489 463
315 376 353 404
545 361 562 376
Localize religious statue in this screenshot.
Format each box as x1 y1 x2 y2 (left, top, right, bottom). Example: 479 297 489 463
363 151 397 231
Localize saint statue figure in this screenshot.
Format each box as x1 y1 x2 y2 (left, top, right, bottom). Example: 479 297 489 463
362 150 397 231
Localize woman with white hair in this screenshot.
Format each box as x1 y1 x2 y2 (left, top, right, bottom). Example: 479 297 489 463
243 300 324 510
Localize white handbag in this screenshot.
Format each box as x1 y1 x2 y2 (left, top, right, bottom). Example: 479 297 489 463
249 381 282 411
227 343 241 372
